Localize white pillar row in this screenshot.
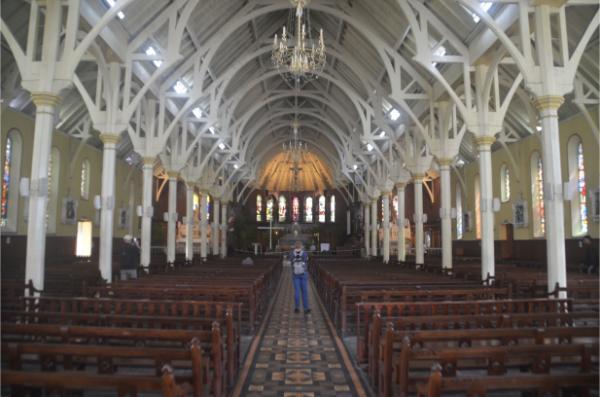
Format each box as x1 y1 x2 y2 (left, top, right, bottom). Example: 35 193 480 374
200 193 208 261
24 93 61 293
439 159 453 271
220 202 228 258
534 96 567 294
396 183 406 263
346 210 351 235
185 183 194 263
476 136 496 281
212 198 220 256
166 173 178 264
98 133 120 283
382 192 391 264
413 175 425 266
363 202 370 257
370 199 378 258
140 158 154 269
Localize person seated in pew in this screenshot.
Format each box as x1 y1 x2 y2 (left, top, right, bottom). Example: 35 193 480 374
242 256 254 266
120 234 140 280
290 241 311 314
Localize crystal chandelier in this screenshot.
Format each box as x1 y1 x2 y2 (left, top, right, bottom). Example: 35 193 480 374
272 0 326 85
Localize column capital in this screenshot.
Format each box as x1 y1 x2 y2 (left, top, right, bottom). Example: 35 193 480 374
437 158 453 167
533 95 564 112
166 171 179 180
474 135 496 148
412 173 426 182
142 157 155 166
395 182 406 190
531 0 567 7
30 92 62 107
381 191 392 197
99 133 121 145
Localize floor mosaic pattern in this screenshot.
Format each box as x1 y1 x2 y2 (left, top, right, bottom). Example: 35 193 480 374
234 268 368 397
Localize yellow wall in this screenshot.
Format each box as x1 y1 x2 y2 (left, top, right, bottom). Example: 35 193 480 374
452 109 599 241
1 106 143 238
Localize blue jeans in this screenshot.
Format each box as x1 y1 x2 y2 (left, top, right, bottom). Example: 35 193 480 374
293 273 309 310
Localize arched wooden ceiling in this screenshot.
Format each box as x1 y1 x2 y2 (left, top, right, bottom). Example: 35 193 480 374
257 150 333 192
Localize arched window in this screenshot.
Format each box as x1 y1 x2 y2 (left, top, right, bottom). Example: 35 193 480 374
47 147 61 233
456 183 463 239
304 197 313 223
392 194 398 220
292 196 300 222
266 197 274 222
80 159 91 200
330 195 336 223
500 164 510 202
278 195 287 222
474 175 481 239
256 194 263 222
568 136 588 236
318 195 326 223
206 195 211 222
531 152 545 237
1 130 22 231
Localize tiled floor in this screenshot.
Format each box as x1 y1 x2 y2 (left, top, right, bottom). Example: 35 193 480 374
236 268 368 397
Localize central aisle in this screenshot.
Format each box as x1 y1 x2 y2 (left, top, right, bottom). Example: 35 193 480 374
233 267 368 397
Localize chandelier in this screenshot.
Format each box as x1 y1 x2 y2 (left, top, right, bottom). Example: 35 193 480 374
272 0 326 86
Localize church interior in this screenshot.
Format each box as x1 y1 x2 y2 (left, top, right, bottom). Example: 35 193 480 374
1 0 599 396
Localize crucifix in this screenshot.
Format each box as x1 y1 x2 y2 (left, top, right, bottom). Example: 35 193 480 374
257 218 285 251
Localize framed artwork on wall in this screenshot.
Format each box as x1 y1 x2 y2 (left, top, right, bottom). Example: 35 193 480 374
463 211 472 232
61 197 77 225
118 208 129 229
513 200 528 228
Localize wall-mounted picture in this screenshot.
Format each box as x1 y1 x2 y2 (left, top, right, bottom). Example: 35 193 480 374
513 200 528 228
61 197 77 225
592 188 600 223
463 211 472 232
118 208 129 229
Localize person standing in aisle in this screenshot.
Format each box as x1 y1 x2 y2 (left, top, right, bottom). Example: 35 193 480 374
290 241 311 314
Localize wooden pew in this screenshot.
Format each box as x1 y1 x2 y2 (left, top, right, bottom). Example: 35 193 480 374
2 322 226 397
379 325 599 397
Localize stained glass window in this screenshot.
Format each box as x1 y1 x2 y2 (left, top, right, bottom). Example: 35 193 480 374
304 197 313 223
256 194 263 222
292 196 299 222
500 164 510 202
392 195 398 220
330 195 336 223
569 138 588 236
456 184 463 239
318 195 326 223
206 195 211 222
475 175 481 239
80 159 90 200
531 152 545 237
279 195 286 222
266 197 274 222
576 143 588 234
1 136 12 227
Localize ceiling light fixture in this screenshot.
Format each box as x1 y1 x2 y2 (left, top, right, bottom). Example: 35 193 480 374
272 0 326 86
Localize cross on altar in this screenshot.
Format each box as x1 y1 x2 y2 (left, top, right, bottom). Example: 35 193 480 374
257 218 285 250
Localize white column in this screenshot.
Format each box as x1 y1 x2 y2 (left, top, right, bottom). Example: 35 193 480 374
476 137 496 281
185 184 194 263
24 93 60 293
363 203 370 257
371 199 378 257
535 96 567 294
439 160 453 271
220 202 228 258
396 184 406 262
413 176 425 265
98 134 120 283
346 209 351 235
166 173 178 264
212 199 220 256
200 193 208 261
382 193 391 263
140 158 154 269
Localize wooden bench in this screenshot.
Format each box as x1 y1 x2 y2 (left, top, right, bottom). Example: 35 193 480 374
2 322 226 397
379 325 599 397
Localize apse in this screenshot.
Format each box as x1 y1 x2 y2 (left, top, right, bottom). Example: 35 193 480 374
257 150 334 192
